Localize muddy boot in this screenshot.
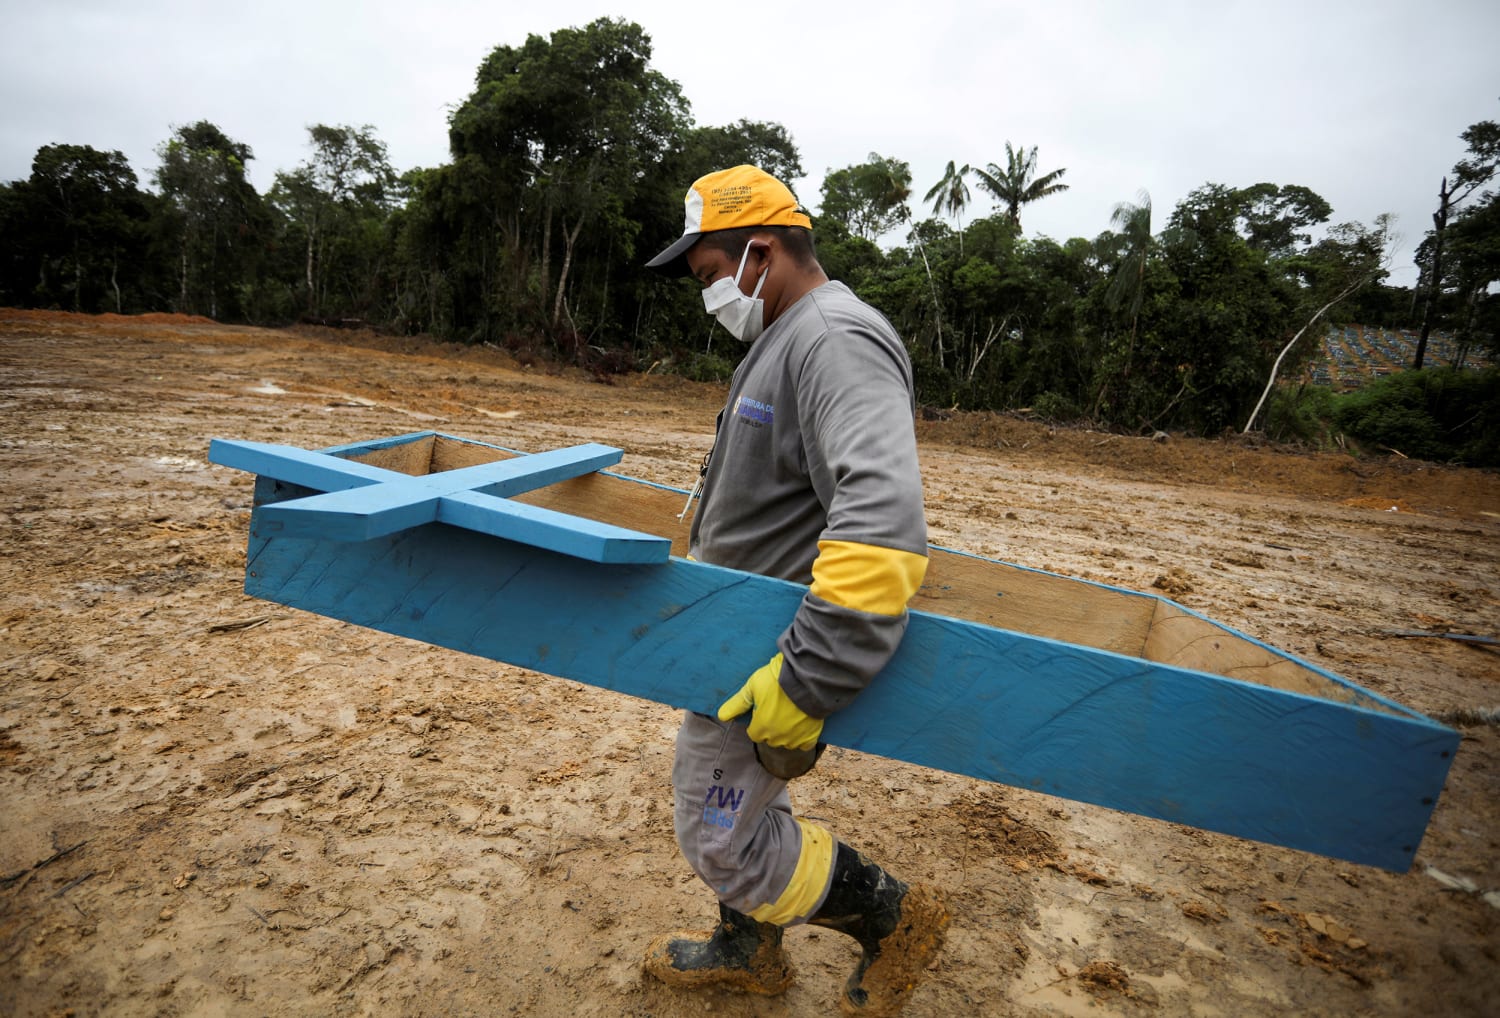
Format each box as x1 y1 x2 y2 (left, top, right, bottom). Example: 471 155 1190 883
808 842 950 1017
643 900 794 995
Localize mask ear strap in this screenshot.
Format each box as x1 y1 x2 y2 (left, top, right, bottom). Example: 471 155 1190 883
732 242 754 285
737 241 769 300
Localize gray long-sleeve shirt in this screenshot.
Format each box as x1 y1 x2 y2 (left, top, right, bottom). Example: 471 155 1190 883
688 280 927 717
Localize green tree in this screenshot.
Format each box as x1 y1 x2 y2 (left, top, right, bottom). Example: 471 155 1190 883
1 144 152 312
443 18 690 349
677 120 804 183
972 143 1068 230
385 164 468 337
1234 183 1332 257
818 153 913 241
816 153 961 366
1109 183 1300 432
0 181 29 305
1020 235 1105 411
1442 191 1500 366
1413 115 1500 368
153 121 268 319
1084 191 1162 418
270 123 397 318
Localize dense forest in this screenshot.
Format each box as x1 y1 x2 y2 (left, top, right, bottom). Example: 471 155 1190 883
3 19 1497 462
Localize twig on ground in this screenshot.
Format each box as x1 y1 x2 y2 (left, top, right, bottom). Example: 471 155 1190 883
51 872 95 899
1382 629 1497 647
208 616 274 634
0 839 89 888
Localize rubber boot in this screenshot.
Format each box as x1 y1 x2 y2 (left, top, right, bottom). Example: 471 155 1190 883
808 842 950 1017
643 900 794 995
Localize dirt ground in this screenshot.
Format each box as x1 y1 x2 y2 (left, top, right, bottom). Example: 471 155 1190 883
2 309 1496 1018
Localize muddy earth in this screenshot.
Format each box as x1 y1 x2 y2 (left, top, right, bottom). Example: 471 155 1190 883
2 309 1497 1017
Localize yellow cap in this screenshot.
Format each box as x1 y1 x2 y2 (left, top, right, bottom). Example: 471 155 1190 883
646 165 811 276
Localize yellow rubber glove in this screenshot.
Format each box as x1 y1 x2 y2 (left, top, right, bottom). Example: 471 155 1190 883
717 653 824 751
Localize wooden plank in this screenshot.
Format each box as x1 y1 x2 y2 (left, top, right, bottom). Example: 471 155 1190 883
517 470 1158 655
238 510 1457 872
324 430 438 474
509 470 697 558
1145 600 1381 708
256 482 442 541
918 551 1154 659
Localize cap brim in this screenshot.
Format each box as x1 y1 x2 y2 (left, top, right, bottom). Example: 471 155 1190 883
645 231 702 277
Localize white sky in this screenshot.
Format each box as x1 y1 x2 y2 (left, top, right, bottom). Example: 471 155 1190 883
3 0 1498 287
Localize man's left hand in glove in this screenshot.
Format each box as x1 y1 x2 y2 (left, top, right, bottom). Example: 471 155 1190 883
718 653 825 778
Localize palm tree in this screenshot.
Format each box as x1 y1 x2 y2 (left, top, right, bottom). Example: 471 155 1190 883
972 142 1069 230
923 160 972 253
1106 190 1153 357
1090 191 1152 419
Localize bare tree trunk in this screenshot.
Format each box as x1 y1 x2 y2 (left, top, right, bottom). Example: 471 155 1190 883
598 253 610 336
110 257 121 313
305 219 316 311
551 217 584 332
1453 282 1480 370
209 220 219 320
1243 275 1369 433
539 201 553 310
1123 256 1144 371
908 222 944 370
1413 176 1451 371
967 315 1012 382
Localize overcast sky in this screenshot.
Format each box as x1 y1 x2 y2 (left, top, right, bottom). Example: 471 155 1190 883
3 0 1497 287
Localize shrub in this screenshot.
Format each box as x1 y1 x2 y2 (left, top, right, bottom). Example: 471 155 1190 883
1331 367 1500 466
1265 384 1336 446
1032 390 1082 424
677 349 738 384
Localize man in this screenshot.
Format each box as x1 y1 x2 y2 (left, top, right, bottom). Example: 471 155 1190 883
641 165 948 1017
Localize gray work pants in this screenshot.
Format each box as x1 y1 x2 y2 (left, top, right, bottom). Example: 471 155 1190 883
670 710 831 922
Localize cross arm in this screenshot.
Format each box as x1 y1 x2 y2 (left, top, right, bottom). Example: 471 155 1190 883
213 436 668 564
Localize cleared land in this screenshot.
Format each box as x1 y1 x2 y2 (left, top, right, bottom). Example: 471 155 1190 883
2 310 1497 1017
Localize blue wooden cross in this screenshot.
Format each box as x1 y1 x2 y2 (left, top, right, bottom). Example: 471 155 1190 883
207 438 671 564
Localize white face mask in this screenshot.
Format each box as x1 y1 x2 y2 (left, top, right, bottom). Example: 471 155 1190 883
702 242 767 343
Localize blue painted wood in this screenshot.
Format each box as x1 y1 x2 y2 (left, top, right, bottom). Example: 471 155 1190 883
209 438 391 492
437 490 673 564
255 445 625 541
209 438 669 563
219 432 1458 872
238 513 1453 874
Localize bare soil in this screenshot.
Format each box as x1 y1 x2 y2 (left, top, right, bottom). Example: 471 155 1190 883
2 309 1497 1018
